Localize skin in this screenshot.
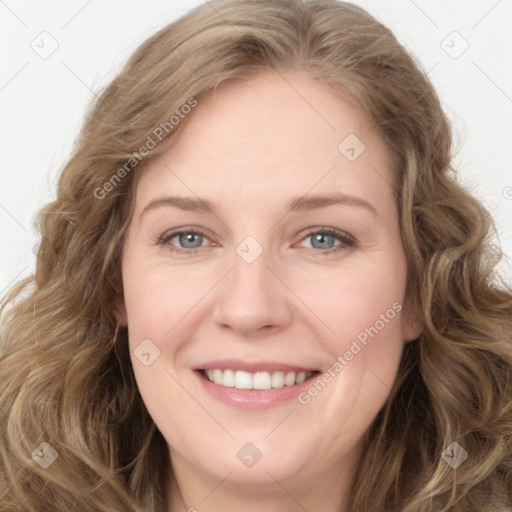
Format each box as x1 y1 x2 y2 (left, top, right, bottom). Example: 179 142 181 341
114 70 421 512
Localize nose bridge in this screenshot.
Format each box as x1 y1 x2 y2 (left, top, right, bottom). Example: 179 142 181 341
232 235 272 291
212 234 292 334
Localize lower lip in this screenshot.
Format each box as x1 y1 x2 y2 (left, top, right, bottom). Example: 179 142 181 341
194 370 318 410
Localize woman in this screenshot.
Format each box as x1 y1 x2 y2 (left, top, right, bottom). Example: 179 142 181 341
1 0 511 510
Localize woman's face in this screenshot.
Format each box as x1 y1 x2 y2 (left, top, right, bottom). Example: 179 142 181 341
116 71 420 506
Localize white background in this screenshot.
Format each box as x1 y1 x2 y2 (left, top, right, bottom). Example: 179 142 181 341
1 0 511 298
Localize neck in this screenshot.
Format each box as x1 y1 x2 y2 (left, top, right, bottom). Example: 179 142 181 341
166 449 359 512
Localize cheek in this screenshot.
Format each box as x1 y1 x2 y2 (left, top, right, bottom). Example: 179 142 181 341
292 256 407 420
292 256 406 351
120 256 221 409
121 264 201 442
122 257 208 341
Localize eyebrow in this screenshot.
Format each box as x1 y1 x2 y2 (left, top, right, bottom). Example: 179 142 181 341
139 192 379 220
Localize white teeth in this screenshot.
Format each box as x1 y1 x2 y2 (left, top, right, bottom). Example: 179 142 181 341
284 371 296 386
213 369 223 385
203 369 314 389
222 369 235 387
234 370 252 389
253 372 272 390
295 372 306 384
271 371 285 388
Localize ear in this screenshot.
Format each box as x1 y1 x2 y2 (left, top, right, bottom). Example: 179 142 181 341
112 294 128 326
401 300 423 343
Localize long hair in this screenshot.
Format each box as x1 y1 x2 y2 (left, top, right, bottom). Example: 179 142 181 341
1 1 511 510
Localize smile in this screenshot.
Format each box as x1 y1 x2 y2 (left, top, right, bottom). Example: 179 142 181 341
201 369 318 389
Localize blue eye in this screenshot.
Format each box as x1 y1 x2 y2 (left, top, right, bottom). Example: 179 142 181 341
159 230 207 252
299 227 356 253
309 232 337 250
174 232 205 249
157 227 356 255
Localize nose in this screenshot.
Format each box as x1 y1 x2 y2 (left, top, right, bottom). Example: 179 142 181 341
211 241 293 337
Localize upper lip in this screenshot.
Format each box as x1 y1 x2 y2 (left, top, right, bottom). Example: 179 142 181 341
194 359 319 373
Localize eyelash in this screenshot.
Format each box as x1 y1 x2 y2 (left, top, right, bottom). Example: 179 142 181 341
156 227 357 255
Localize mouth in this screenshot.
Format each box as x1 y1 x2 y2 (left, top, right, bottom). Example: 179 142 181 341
197 368 320 390
193 359 322 409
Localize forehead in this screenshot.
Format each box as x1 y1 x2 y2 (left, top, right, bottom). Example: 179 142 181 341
134 71 394 213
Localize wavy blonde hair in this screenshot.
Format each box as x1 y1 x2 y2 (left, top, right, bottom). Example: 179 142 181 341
1 1 511 510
